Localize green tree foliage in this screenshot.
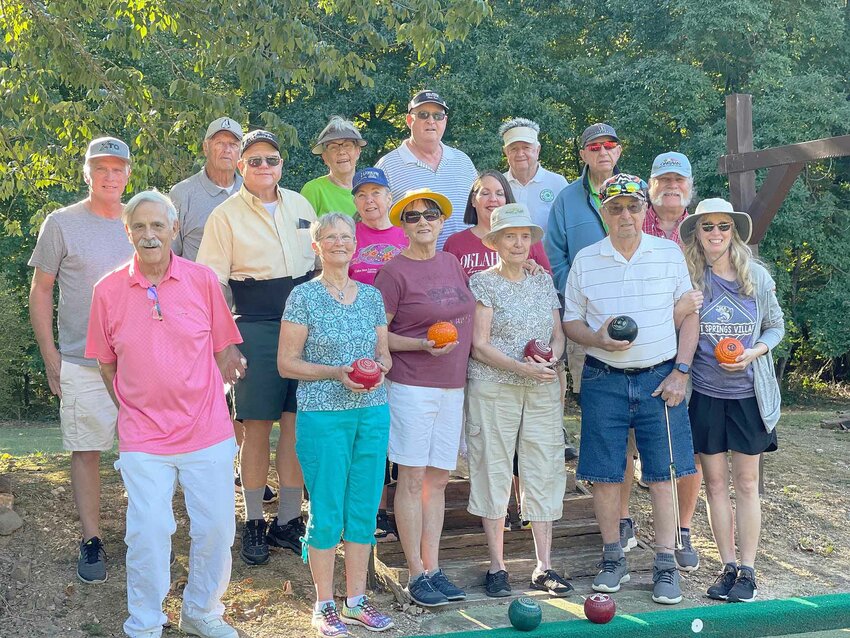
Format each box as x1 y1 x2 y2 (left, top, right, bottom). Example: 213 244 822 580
0 0 848 414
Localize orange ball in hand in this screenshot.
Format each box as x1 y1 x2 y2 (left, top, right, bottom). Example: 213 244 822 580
427 321 458 348
715 337 745 364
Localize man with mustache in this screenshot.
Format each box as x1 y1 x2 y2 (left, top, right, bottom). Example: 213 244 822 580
86 190 244 638
28 136 134 584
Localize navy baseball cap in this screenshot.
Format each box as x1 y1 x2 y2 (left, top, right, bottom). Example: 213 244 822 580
241 130 279 155
408 90 449 112
352 167 390 194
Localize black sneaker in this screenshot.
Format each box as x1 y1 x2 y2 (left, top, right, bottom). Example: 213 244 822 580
77 537 107 584
706 563 738 600
266 515 305 554
531 568 574 597
564 445 579 461
484 569 511 597
375 510 398 542
263 485 278 504
240 519 270 566
428 569 466 601
727 566 758 602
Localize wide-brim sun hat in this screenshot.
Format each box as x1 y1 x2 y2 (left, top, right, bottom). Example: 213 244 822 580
389 188 452 227
482 203 544 249
679 197 752 244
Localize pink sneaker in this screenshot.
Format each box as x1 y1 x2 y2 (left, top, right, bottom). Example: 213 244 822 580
312 601 348 637
341 596 394 632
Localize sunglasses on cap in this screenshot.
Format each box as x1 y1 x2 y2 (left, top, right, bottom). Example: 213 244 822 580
700 222 734 232
245 156 282 168
585 140 619 152
603 180 645 198
411 111 447 121
402 209 443 223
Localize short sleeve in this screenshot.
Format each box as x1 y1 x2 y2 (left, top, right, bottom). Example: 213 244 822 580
28 215 65 275
562 263 587 323
84 283 117 363
469 272 494 308
367 286 387 327
282 284 311 326
196 210 234 285
672 252 693 301
539 273 561 310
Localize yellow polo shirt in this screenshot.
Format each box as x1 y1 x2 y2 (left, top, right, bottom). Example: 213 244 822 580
197 185 318 285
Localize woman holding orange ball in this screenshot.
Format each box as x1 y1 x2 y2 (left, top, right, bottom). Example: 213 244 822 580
373 188 476 607
680 198 785 604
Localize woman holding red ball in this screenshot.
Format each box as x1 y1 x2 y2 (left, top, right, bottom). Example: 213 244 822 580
680 198 785 604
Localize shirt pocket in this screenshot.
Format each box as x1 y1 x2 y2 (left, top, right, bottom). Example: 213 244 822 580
295 228 316 260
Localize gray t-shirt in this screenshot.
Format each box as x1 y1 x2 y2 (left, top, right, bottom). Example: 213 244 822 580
28 200 133 366
169 168 242 261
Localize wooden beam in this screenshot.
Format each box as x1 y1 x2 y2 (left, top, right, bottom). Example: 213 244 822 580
725 94 756 212
747 162 805 243
719 135 850 175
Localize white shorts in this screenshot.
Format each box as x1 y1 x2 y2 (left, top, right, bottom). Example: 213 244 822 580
59 360 117 452
386 381 464 470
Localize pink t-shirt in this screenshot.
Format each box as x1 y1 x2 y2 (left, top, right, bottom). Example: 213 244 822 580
350 222 409 285
374 252 475 389
442 228 552 276
85 253 242 455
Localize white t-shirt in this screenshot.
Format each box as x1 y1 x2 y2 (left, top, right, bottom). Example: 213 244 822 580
505 165 568 233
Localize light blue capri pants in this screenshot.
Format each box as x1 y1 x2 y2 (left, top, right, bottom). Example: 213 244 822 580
295 403 390 556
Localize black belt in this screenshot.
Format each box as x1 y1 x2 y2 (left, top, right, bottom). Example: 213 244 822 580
585 356 673 375
230 272 314 322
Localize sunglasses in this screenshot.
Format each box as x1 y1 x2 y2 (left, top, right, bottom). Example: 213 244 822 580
411 111 447 121
245 156 282 168
603 180 645 198
147 285 163 321
585 140 620 152
402 209 443 223
700 222 734 233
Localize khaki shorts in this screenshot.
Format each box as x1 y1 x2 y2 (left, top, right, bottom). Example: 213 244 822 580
59 361 117 452
566 338 586 394
465 379 565 521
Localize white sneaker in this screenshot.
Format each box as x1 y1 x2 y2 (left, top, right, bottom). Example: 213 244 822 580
178 614 238 638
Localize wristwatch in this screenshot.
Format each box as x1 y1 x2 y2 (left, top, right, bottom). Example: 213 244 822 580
674 362 690 375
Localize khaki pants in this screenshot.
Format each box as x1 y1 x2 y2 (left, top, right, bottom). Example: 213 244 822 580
566 337 587 394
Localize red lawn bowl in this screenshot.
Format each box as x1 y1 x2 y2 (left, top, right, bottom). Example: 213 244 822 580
524 339 554 360
348 358 382 389
584 593 616 624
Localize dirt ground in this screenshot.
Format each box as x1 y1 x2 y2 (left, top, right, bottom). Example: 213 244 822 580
1 400 849 637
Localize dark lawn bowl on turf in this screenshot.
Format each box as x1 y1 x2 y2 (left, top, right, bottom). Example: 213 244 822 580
607 315 638 342
509 597 542 632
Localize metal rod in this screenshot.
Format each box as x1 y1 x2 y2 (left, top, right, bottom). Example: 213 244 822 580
664 404 683 551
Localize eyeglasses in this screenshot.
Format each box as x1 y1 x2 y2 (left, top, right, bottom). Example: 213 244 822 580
324 140 357 153
700 222 734 232
604 202 646 215
585 140 620 152
245 156 282 168
402 209 443 223
411 111 447 121
146 285 163 321
319 233 355 244
603 180 645 199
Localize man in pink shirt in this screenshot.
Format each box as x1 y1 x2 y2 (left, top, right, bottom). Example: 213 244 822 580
86 190 245 638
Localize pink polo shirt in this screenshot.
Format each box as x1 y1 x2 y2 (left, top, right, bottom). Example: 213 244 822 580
85 253 242 455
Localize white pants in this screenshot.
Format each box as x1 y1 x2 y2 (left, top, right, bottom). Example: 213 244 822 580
115 438 237 638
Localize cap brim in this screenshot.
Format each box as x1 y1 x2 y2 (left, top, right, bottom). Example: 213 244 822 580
680 210 752 244
86 153 130 162
206 128 243 141
389 190 452 226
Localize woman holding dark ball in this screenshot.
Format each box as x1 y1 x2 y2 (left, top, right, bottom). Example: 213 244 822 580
680 198 785 603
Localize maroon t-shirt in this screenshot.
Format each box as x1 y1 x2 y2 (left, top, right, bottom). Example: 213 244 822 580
442 228 552 276
374 252 475 389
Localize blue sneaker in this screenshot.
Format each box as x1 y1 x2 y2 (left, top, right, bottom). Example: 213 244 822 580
404 573 448 607
428 569 466 601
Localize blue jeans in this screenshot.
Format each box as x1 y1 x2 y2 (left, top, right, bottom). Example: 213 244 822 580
577 360 696 483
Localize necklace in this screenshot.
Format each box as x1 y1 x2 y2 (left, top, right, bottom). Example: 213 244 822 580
322 276 350 300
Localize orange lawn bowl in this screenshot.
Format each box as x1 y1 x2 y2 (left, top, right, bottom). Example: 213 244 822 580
427 321 458 349
714 337 745 364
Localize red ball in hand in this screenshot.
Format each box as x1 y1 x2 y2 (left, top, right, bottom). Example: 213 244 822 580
348 358 382 389
524 339 553 360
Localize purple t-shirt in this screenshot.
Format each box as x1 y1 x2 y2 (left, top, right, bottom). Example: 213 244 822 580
443 228 552 277
692 272 757 399
350 223 409 285
374 252 475 389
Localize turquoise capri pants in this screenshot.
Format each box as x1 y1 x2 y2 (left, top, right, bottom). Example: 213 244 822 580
295 403 391 555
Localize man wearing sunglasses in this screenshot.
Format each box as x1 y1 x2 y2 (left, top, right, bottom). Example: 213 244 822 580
562 173 699 606
28 136 135 585
197 129 318 568
375 89 477 249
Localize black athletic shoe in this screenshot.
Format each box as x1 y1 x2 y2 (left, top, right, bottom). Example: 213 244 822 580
266 515 305 554
374 510 398 542
706 563 738 600
484 569 511 597
727 566 758 602
262 485 278 504
240 519 270 566
531 568 574 597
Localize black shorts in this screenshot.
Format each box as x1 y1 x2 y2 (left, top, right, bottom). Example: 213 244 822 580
234 319 297 421
688 390 777 456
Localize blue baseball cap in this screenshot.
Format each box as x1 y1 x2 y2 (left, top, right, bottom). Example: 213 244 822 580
352 167 390 194
651 152 692 178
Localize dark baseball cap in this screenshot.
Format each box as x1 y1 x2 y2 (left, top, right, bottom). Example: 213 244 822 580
241 130 279 155
408 90 449 112
580 123 620 147
352 167 390 194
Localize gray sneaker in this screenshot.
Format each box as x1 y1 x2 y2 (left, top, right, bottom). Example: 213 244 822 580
652 554 683 604
592 551 630 593
77 537 107 584
619 518 637 552
674 529 700 572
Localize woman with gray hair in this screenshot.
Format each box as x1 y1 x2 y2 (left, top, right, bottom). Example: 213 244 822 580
278 213 394 636
301 116 367 217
